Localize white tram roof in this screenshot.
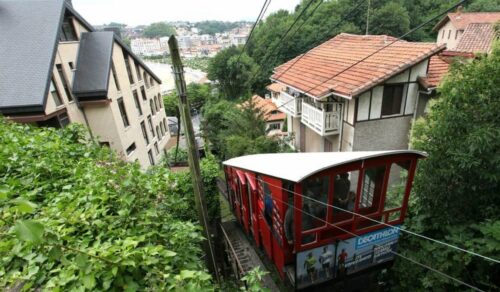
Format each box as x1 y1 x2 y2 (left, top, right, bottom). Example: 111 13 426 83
223 150 426 183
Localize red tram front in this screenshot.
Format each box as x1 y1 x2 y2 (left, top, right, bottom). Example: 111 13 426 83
223 151 426 289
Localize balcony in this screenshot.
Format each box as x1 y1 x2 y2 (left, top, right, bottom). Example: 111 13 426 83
276 91 302 117
301 101 342 136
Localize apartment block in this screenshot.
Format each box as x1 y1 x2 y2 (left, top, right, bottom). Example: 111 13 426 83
0 0 169 168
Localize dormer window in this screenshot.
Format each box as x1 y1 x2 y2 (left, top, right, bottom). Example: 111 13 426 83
60 14 78 42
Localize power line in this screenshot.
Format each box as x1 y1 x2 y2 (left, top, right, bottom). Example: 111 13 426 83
255 177 500 265
301 0 469 97
248 0 325 83
271 0 366 83
234 0 272 65
258 189 485 291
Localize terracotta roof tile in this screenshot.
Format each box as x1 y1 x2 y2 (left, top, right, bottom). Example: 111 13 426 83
434 12 500 31
418 55 451 89
456 23 496 53
272 33 444 98
241 95 286 122
266 83 285 93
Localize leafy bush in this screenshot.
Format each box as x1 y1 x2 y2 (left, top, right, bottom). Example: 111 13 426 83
0 121 213 290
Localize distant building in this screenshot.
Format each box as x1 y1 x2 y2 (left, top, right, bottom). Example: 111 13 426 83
131 38 165 56
0 0 169 168
240 95 286 137
433 10 500 52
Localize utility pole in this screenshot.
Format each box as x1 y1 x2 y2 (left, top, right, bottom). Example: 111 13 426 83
366 0 371 35
168 36 220 282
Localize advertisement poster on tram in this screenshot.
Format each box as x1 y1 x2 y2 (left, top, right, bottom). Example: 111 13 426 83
296 244 336 290
335 225 401 277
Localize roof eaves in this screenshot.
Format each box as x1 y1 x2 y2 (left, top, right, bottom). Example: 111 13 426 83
432 14 451 32
350 44 446 97
40 0 67 115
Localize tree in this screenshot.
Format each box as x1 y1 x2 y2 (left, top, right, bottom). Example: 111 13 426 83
369 2 410 36
194 21 242 35
388 44 500 290
466 0 500 12
143 22 176 38
207 46 258 99
163 83 213 116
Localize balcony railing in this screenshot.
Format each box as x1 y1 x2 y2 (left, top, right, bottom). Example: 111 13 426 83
276 91 302 117
301 101 341 136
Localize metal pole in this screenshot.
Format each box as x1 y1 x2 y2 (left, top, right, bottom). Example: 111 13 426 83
168 35 220 282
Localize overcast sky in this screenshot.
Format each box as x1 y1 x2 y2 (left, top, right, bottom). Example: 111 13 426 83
72 0 301 26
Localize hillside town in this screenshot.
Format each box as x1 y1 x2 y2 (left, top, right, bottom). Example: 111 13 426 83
0 0 499 291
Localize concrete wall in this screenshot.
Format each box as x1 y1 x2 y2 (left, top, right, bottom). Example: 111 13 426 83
352 115 412 151
437 21 463 50
43 14 168 168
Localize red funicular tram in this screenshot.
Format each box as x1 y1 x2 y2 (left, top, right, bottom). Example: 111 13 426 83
223 151 426 289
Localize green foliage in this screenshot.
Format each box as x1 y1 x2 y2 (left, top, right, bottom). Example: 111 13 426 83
0 121 213 290
466 0 500 12
369 2 410 37
143 22 176 38
240 267 269 292
163 83 213 116
166 147 188 164
202 98 288 160
388 44 500 290
207 46 258 99
194 21 245 35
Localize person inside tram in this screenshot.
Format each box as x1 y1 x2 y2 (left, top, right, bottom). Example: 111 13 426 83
334 173 351 211
285 193 316 246
347 191 356 211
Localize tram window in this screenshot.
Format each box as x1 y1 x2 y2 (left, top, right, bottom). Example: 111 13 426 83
302 176 329 232
263 181 273 226
283 181 295 245
333 170 359 222
384 161 411 212
359 166 386 211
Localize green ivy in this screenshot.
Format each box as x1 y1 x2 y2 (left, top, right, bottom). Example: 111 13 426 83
0 121 214 290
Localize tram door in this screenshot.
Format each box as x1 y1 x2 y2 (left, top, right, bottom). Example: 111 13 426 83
233 171 242 224
239 179 250 234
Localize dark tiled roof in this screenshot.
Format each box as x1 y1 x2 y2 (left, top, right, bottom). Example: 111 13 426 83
0 0 65 114
456 23 496 53
272 33 444 98
73 32 114 98
0 0 161 114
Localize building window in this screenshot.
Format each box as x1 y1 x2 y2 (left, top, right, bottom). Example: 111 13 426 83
381 84 404 116
126 142 136 156
140 86 147 101
150 77 154 87
148 150 155 165
117 97 130 127
133 90 142 115
50 78 63 106
143 72 149 88
156 125 161 138
60 15 77 42
150 99 155 115
112 62 120 91
163 118 167 134
447 29 451 39
122 49 134 84
56 64 73 101
154 142 159 155
147 115 155 137
160 122 165 137
58 112 70 127
68 62 74 70
154 97 159 112
158 94 163 108
140 121 149 145
135 62 142 81
441 30 445 39
268 123 280 130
